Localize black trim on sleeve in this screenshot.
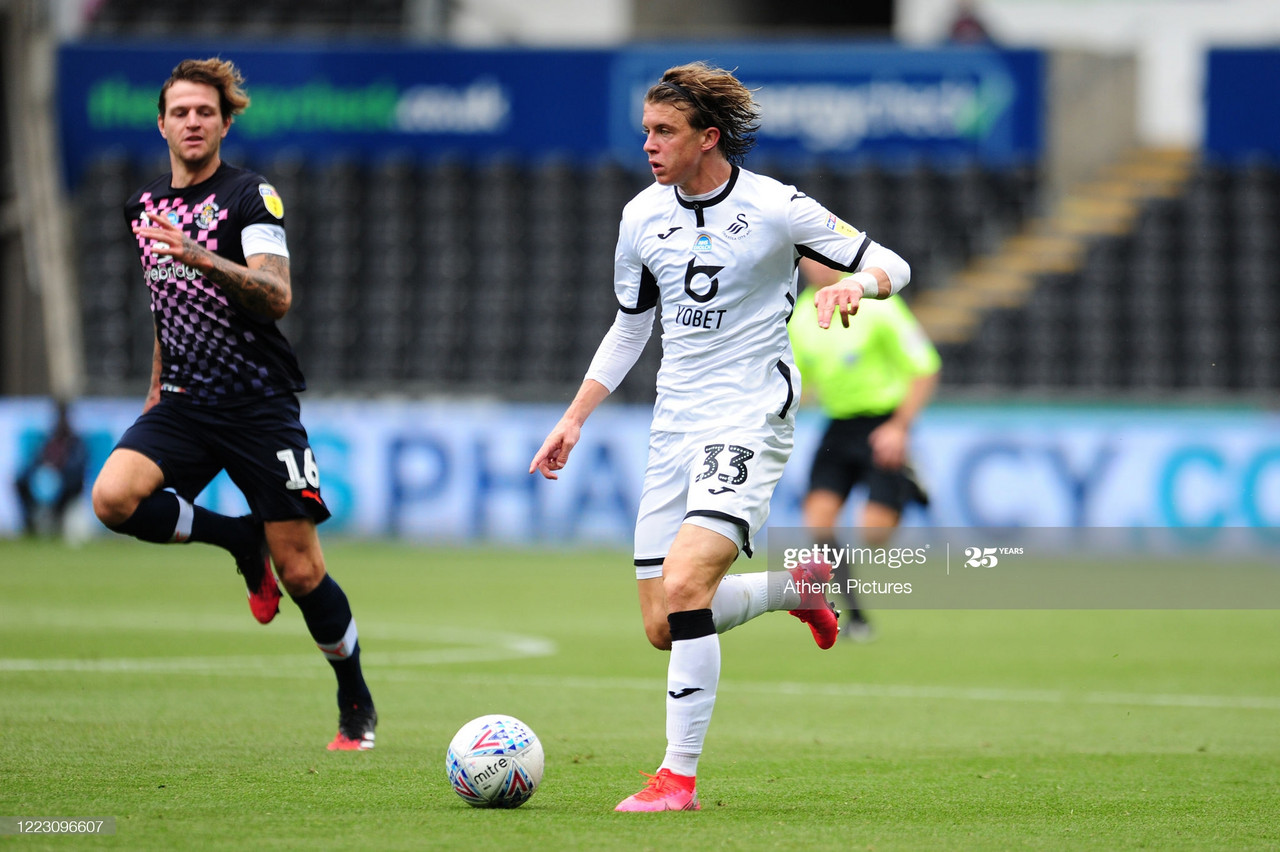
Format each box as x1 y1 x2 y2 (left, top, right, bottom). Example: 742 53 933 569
621 265 660 314
797 233 871 273
849 235 872 270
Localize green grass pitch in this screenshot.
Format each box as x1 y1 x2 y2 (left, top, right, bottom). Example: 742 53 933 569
1 537 1278 850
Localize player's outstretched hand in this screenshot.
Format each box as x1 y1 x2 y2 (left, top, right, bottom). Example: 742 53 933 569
529 421 581 481
133 210 195 266
813 280 864 329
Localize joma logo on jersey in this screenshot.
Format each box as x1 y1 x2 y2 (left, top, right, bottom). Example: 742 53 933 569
693 234 713 252
724 213 751 240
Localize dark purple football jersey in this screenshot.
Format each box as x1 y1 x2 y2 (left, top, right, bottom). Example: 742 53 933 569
124 163 306 405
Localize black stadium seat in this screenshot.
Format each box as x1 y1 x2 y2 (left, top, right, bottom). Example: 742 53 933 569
106 151 1280 398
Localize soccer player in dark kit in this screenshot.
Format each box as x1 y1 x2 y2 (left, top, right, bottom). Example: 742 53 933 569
91 58 377 751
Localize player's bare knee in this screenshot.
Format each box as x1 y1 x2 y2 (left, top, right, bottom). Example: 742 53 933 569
274 558 325 597
661 574 711 613
90 479 135 526
644 619 672 651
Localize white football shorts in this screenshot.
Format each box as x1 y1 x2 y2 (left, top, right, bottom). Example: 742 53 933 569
632 413 794 580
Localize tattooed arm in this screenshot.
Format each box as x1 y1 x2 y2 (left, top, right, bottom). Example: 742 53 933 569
198 250 292 319
132 214 292 319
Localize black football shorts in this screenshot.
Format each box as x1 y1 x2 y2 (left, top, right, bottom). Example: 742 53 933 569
806 413 929 512
114 392 331 524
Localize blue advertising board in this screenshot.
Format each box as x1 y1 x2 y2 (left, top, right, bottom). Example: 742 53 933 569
3 399 1279 543
1205 48 1280 162
58 41 615 187
57 41 1043 188
611 43 1043 168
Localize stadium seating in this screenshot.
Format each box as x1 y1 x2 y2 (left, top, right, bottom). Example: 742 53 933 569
77 155 1040 400
81 153 1278 397
67 3 1276 399
936 159 1279 394
84 0 406 38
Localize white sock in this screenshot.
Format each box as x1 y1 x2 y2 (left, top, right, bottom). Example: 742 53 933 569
711 573 768 632
771 569 803 609
711 571 802 632
172 495 194 543
661 611 720 779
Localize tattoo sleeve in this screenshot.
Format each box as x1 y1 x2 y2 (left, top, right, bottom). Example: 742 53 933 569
184 237 292 318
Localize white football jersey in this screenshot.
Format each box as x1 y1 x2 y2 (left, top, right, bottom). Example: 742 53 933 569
614 165 879 432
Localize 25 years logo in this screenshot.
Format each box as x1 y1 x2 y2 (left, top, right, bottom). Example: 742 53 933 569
962 546 1025 568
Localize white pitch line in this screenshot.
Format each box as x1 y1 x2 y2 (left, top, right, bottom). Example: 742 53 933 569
0 607 533 645
0 654 321 676
9 653 1270 712
372 671 1280 712
0 606 265 635
0 632 556 676
2 612 1276 711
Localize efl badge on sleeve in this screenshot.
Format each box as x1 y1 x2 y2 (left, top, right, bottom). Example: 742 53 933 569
258 184 285 219
825 213 861 240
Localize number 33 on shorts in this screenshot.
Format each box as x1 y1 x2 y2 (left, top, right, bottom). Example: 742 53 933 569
695 443 756 488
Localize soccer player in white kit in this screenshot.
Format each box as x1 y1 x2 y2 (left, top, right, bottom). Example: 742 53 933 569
530 62 911 811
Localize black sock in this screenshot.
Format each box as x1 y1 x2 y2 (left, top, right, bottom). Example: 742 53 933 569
190 507 257 556
291 574 373 710
110 492 257 555
109 492 181 543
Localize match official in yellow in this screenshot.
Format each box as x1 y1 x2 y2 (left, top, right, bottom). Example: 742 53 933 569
788 258 940 641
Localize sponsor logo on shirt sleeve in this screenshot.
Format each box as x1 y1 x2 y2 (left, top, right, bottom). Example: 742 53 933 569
824 212 860 239
258 184 285 219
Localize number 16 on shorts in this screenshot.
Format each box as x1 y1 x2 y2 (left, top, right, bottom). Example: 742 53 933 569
277 447 319 491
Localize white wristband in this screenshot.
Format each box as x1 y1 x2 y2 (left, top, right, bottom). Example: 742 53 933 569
851 271 880 298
